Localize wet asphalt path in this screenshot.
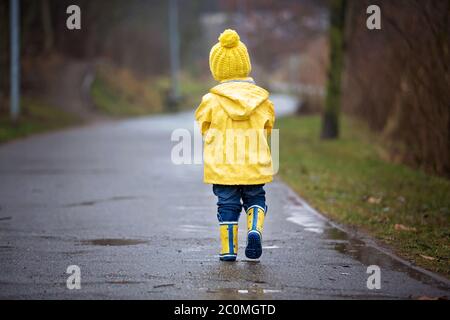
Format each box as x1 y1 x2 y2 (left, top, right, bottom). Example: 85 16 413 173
0 95 449 299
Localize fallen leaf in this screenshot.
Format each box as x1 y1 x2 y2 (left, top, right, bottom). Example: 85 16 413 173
367 196 382 204
419 254 436 261
394 224 417 232
397 196 406 203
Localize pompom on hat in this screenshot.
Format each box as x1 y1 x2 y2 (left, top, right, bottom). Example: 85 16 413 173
209 29 252 81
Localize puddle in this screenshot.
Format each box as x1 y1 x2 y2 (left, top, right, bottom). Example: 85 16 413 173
238 289 281 294
153 283 175 289
285 196 327 234
286 214 325 234
80 238 148 246
285 188 450 292
67 201 97 207
65 196 137 208
328 232 449 290
202 287 281 299
262 245 279 249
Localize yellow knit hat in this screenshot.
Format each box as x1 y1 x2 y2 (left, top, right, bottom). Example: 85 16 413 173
209 29 252 81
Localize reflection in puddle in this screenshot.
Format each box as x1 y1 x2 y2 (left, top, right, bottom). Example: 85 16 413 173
262 245 279 249
201 259 283 299
285 196 327 234
286 214 325 234
80 238 148 246
203 287 281 299
238 289 281 294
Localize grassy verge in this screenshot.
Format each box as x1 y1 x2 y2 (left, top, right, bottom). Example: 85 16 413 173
0 99 80 144
151 74 213 111
91 65 164 117
277 115 450 276
91 64 212 117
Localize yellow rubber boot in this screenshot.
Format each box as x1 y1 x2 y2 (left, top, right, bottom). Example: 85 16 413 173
245 206 266 259
219 222 238 261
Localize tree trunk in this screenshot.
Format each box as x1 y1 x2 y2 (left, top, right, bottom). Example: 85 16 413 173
41 0 54 53
321 0 347 139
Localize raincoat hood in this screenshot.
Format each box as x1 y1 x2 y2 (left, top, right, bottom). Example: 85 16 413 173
210 79 269 120
195 79 275 185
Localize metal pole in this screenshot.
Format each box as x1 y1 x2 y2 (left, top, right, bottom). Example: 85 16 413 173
168 0 180 106
10 0 20 121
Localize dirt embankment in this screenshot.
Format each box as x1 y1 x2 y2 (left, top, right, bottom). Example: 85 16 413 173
23 55 107 123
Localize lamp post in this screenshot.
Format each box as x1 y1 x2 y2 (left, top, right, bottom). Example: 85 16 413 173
10 0 20 121
168 0 180 110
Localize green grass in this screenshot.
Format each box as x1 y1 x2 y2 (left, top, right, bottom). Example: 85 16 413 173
0 99 80 144
91 62 213 116
90 63 212 117
180 76 214 110
91 74 162 117
154 74 214 111
277 115 450 276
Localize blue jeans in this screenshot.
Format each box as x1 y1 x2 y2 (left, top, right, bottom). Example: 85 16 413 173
213 184 266 222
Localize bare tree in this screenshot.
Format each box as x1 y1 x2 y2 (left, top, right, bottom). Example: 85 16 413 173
321 0 347 139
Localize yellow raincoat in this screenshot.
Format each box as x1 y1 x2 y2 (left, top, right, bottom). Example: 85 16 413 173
195 78 275 185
